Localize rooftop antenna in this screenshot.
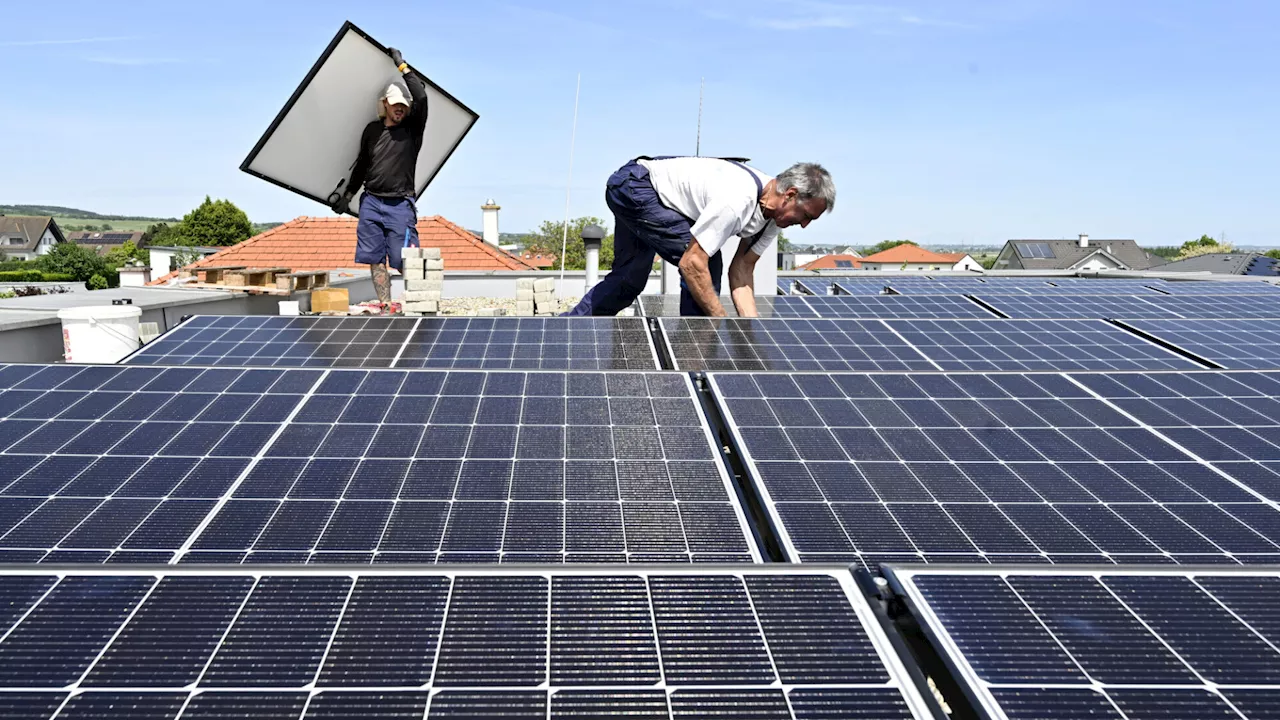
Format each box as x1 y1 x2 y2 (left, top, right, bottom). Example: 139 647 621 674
696 77 704 156
559 72 582 290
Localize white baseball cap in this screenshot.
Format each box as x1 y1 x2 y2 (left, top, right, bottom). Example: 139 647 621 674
383 82 411 108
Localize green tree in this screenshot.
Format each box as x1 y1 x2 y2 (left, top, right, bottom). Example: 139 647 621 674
171 196 254 247
861 239 917 256
142 222 179 246
523 216 614 271
1264 249 1280 260
86 274 109 290
104 240 150 269
37 242 110 281
777 231 793 253
1176 234 1231 260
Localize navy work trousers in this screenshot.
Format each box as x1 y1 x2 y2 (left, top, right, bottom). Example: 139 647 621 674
564 161 722 316
355 194 418 272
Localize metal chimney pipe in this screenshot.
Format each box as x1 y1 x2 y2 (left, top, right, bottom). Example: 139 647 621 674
581 224 605 288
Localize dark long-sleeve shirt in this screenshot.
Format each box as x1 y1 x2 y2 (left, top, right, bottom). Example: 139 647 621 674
347 71 429 199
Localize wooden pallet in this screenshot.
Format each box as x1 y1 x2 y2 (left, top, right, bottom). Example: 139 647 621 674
276 270 331 292
225 267 290 287
184 282 291 296
196 265 247 284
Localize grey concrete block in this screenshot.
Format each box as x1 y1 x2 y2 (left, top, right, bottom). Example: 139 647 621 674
403 300 439 313
422 247 442 260
425 258 444 271
403 290 442 302
515 287 534 301
534 277 556 292
402 247 423 259
516 277 535 289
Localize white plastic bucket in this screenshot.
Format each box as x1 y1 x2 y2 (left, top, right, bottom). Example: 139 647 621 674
56 305 143 364
278 300 301 316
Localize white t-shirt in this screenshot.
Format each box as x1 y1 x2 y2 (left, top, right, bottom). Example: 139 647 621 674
637 157 779 257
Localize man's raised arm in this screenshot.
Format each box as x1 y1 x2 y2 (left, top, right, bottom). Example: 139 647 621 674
678 241 728 317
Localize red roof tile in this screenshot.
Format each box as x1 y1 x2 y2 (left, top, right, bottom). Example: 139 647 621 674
798 254 862 270
149 215 537 285
860 244 968 264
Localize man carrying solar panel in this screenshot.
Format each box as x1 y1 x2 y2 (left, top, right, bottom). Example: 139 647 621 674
564 157 835 317
330 47 428 313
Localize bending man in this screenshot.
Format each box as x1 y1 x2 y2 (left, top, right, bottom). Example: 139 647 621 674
332 47 429 312
565 157 834 317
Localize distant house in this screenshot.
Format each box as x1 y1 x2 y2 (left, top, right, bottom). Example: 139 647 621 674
66 230 145 256
0 215 65 260
519 251 557 269
149 215 538 285
994 234 1167 272
780 244 861 271
1156 252 1280 277
859 244 981 272
798 254 862 270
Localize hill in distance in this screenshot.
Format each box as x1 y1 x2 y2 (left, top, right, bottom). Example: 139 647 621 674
0 205 279 236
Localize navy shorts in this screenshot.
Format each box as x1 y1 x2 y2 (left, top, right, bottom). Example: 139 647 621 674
355 194 418 270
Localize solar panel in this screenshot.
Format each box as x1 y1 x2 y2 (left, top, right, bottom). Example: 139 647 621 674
890 319 1202 372
638 295 820 318
0 364 322 563
1118 319 1280 370
660 318 939 372
833 279 896 295
1155 281 1280 295
1140 294 1280 318
127 316 662 370
0 364 756 564
978 295 1180 319
804 295 995 319
1072 370 1280 506
0 565 937 720
710 370 1280 569
792 277 835 295
885 565 1280 720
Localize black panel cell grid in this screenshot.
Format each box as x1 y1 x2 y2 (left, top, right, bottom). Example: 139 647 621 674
0 566 935 720
126 315 663 371
710 370 1280 569
1122 319 1280 370
395 316 660 370
185 369 759 564
0 363 324 564
804 294 996 319
978 295 1180 319
126 315 418 368
887 565 1280 720
1152 281 1280 295
891 319 1200 372
661 318 939 372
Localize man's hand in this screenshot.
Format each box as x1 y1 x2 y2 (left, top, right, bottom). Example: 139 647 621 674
388 47 405 69
728 243 761 317
331 193 353 216
678 241 727 317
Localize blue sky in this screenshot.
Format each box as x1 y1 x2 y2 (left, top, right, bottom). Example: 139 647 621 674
1 0 1276 246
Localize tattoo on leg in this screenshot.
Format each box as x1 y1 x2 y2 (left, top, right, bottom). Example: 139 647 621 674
371 263 391 305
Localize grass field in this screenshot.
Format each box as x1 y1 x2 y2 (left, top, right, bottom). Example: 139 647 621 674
54 217 156 233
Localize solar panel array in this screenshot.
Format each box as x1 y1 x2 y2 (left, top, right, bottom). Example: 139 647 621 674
0 364 757 564
804 295 995 319
640 294 821 319
887 566 1280 720
712 370 1280 569
978 295 1180 319
127 316 661 370
662 318 1202 372
0 566 936 720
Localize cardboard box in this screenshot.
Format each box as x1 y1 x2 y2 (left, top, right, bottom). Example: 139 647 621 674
310 287 349 313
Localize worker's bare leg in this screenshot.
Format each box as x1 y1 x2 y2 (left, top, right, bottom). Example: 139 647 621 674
371 263 392 305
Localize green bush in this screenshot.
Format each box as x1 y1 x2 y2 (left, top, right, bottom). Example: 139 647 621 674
0 270 45 282
41 273 75 282
86 274 109 290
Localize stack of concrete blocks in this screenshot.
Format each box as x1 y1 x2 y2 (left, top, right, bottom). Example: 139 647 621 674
533 277 557 316
514 278 535 316
402 247 443 316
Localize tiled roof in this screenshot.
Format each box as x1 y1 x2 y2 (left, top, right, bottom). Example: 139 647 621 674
150 215 537 284
0 215 58 252
860 244 965 264
798 254 862 270
1002 239 1167 271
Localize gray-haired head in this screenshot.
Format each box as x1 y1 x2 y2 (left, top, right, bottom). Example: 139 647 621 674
776 162 836 213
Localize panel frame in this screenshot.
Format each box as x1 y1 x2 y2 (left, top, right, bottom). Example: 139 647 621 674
883 563 1280 720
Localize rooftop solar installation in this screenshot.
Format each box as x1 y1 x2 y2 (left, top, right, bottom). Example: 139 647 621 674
889 318 1202 372
1119 319 1280 370
639 294 821 318
660 318 940 372
710 370 1280 569
885 565 1280 720
0 364 757 564
1139 294 1280 318
0 565 937 720
832 278 897 295
978 294 1181 319
126 315 661 370
804 294 996 319
791 277 836 295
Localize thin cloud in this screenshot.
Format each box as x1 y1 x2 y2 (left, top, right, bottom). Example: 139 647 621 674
0 35 135 47
87 56 184 66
